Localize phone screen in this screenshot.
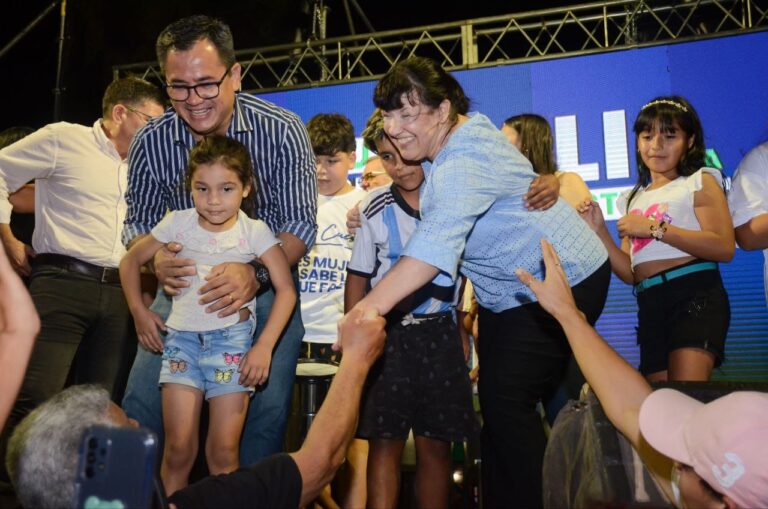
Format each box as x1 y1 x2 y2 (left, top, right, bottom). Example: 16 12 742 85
74 425 165 509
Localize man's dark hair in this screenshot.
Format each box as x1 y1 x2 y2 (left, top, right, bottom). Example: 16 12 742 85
101 77 165 118
0 126 34 150
156 15 236 72
306 113 356 156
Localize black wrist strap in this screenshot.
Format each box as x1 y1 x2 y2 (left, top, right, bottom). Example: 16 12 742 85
249 259 271 288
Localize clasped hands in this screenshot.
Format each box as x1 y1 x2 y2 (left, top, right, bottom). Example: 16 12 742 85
154 241 260 317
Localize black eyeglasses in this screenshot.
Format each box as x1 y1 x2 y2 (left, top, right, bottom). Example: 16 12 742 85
165 67 232 102
124 105 155 122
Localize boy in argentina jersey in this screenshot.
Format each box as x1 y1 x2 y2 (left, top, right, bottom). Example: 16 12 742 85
345 109 477 508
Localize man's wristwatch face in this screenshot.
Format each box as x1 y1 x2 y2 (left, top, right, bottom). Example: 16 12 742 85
255 264 270 284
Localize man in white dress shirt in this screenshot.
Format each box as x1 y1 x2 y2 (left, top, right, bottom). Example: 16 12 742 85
0 77 165 449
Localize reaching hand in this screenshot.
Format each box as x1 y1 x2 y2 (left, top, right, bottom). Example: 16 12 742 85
578 200 606 233
335 306 385 368
515 239 583 322
154 241 196 295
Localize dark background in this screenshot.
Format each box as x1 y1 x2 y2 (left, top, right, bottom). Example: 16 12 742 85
1 0 574 130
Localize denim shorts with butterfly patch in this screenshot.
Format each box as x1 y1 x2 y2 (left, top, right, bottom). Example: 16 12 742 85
159 317 256 400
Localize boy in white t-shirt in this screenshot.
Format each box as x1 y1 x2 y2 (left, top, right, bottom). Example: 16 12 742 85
299 113 367 507
300 113 366 358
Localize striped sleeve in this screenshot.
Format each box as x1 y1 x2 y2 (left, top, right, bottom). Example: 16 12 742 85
272 113 318 250
122 130 168 246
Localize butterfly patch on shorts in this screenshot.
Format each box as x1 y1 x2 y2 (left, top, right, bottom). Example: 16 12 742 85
163 346 180 360
215 368 234 383
169 358 188 373
223 352 243 365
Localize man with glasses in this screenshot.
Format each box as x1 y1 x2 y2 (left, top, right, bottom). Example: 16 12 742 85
121 15 317 465
360 156 392 191
0 77 164 496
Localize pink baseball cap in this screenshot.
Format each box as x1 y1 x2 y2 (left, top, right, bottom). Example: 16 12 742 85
639 388 768 508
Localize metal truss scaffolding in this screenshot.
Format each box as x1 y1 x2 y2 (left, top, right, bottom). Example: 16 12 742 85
114 0 768 94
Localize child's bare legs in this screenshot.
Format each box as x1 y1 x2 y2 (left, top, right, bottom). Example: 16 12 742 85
336 438 368 508
206 391 250 474
414 436 451 509
161 384 203 495
367 439 405 509
646 347 716 383
668 347 715 381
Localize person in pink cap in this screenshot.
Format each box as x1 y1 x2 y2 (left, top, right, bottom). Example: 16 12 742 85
640 388 768 508
516 238 768 508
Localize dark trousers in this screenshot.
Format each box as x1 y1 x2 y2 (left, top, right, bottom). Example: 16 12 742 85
477 261 610 508
0 264 136 489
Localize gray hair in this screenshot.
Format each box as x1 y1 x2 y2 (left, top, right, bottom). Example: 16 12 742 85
6 385 112 509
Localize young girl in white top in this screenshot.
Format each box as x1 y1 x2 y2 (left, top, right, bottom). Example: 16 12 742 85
580 96 734 382
119 136 296 495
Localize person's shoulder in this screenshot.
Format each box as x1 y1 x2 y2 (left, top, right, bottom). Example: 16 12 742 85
47 121 91 136
237 94 304 127
239 211 276 236
736 141 768 174
558 171 586 185
161 208 196 224
135 110 178 139
455 113 501 143
694 167 724 187
340 187 368 205
441 113 524 170
360 185 394 219
240 212 271 229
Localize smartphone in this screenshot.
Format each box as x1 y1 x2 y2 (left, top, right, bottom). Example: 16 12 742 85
74 425 164 509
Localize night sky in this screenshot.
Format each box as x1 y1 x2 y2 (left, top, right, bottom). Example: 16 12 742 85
2 0 574 130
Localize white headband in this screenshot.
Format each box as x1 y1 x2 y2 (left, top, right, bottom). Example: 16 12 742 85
641 99 689 113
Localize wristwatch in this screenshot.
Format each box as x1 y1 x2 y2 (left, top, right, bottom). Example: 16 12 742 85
250 260 271 287
650 220 667 241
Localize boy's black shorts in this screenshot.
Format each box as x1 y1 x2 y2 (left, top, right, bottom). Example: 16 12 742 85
356 312 478 442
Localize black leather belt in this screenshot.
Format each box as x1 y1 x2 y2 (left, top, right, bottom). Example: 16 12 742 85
33 253 121 284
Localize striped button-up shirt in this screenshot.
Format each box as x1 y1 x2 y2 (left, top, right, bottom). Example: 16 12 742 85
122 93 317 250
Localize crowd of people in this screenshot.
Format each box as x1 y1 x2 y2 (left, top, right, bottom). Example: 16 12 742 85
0 12 767 509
